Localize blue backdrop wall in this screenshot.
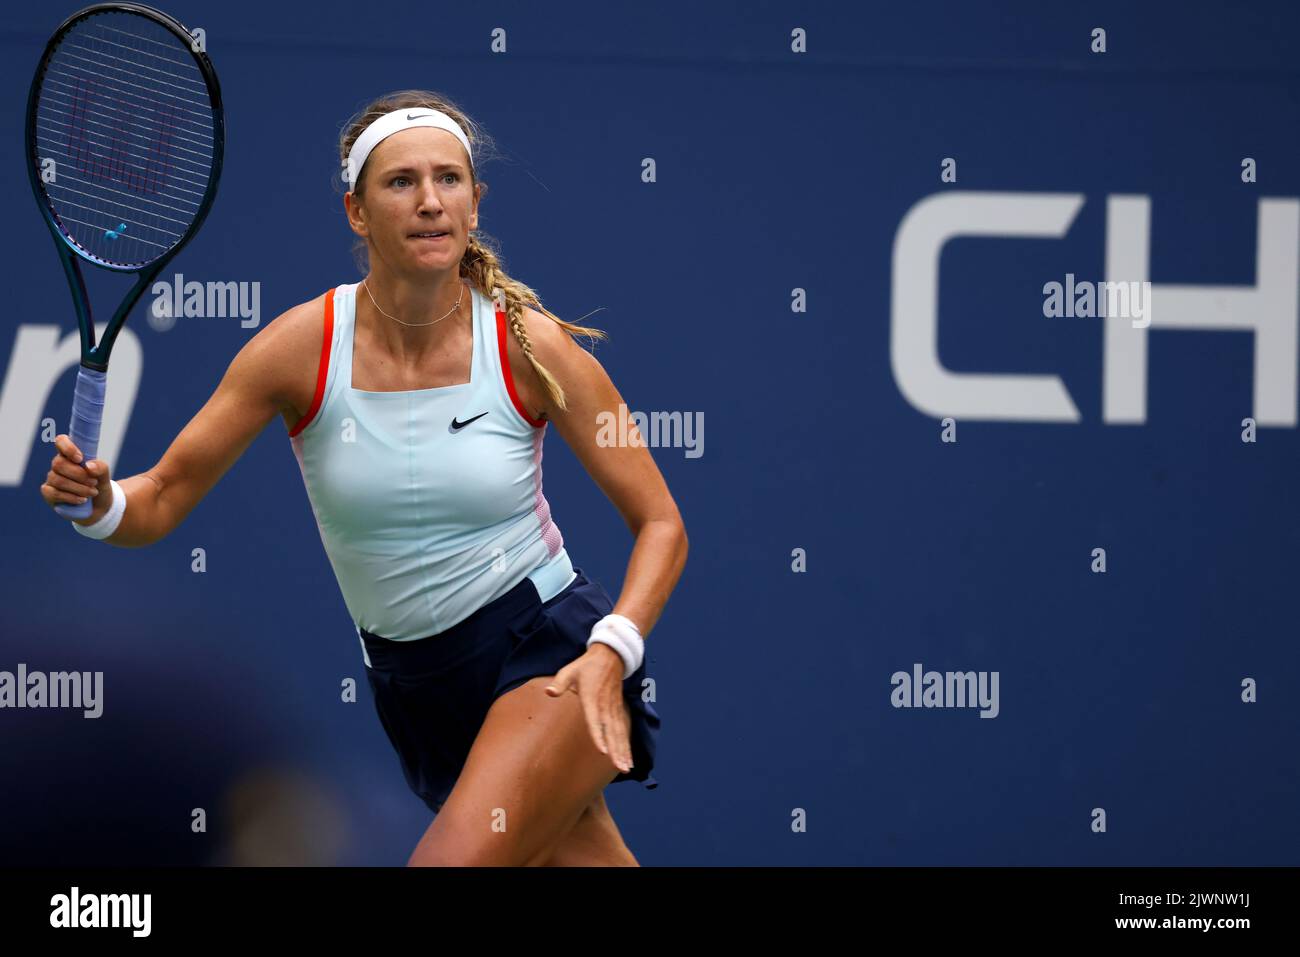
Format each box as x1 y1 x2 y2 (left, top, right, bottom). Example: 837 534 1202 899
1 0 1297 865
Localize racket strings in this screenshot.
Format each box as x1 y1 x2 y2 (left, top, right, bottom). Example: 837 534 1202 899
63 31 210 93
53 45 213 114
38 91 214 172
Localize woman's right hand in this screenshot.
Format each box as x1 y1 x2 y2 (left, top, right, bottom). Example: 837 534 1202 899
41 434 114 524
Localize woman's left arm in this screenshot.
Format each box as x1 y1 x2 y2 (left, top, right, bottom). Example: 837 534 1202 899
506 306 688 771
513 306 689 637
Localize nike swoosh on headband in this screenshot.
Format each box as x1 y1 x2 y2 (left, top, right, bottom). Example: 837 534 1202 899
450 411 489 431
407 112 432 120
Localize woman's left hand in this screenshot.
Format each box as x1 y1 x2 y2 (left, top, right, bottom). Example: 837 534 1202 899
545 643 633 773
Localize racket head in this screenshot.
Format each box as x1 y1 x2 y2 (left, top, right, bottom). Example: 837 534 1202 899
26 2 225 275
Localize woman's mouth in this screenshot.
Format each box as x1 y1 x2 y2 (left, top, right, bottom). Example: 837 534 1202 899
410 231 450 242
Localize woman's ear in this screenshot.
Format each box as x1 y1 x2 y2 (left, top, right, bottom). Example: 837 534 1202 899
469 182 485 231
344 191 368 238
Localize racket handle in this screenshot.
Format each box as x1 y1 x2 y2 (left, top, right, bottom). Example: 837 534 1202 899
54 366 107 521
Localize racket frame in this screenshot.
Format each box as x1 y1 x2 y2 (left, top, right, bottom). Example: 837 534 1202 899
25 2 224 518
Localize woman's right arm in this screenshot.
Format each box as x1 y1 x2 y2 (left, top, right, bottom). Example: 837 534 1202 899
40 298 320 547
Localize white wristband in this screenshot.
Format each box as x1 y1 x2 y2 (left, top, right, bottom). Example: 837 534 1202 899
72 479 125 540
587 613 645 681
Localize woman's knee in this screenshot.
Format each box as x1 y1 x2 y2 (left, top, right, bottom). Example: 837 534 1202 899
540 796 638 866
407 829 531 867
406 791 592 867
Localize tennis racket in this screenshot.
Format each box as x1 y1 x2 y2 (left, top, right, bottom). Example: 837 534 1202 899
26 2 224 519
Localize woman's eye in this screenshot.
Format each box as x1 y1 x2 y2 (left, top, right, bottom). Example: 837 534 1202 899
390 174 456 187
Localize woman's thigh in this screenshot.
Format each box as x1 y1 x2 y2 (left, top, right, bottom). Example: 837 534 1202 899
407 675 626 866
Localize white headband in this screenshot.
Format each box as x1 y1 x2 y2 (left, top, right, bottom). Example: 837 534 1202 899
345 108 473 191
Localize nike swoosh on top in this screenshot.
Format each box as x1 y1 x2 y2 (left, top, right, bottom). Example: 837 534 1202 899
450 411 489 431
407 112 432 120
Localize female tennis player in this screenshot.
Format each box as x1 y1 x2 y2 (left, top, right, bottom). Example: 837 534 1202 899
38 90 687 867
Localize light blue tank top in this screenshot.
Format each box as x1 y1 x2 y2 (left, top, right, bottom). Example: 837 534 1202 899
288 282 575 657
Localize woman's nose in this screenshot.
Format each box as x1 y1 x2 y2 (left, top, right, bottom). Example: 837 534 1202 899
417 180 443 212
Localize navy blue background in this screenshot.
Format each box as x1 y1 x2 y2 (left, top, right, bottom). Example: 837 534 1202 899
1 0 1297 865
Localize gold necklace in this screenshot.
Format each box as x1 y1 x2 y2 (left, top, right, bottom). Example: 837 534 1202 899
361 277 464 327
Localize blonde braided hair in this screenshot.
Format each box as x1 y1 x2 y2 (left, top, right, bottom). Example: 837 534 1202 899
338 90 607 413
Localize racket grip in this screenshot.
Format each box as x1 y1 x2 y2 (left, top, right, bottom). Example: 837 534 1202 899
54 366 107 521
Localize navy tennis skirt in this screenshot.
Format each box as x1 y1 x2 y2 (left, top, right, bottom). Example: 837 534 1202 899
360 566 660 814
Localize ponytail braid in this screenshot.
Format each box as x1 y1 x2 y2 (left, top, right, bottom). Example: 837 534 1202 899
460 231 606 413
